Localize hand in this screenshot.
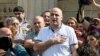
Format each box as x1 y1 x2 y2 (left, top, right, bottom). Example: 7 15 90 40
24 39 35 48
51 35 66 44
0 49 6 56
75 30 83 37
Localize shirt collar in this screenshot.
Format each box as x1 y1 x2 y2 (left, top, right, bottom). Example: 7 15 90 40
31 28 38 36
19 19 27 26
49 23 63 32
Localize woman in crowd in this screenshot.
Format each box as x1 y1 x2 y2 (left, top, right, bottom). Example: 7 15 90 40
65 17 85 46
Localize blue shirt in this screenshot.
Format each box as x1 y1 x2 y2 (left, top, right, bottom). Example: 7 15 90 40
25 28 38 40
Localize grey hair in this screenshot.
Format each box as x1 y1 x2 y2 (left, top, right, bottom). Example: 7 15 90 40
3 17 19 26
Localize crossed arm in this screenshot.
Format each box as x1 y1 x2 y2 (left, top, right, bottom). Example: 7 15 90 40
33 39 54 53
33 35 78 56
33 35 66 53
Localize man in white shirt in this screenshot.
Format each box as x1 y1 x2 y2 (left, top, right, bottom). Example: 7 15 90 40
33 7 78 56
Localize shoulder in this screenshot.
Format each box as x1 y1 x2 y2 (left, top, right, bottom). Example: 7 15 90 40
62 24 74 31
23 22 30 27
22 20 30 26
25 29 35 39
37 27 49 37
39 26 50 32
26 28 33 34
14 44 26 51
14 44 30 56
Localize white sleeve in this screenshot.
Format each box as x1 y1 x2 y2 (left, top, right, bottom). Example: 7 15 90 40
69 28 78 45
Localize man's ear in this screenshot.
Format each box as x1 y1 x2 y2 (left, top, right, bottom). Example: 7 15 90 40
61 16 63 20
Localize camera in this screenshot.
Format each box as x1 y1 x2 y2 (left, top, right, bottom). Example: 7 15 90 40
0 37 12 51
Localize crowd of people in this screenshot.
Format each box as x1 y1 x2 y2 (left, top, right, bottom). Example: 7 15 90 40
0 0 100 56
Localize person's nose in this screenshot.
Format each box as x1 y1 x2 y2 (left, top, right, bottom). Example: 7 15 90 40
35 23 40 27
15 14 20 17
45 16 49 19
52 15 56 18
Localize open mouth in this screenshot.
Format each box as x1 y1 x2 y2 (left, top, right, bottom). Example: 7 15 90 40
52 20 56 22
45 20 49 22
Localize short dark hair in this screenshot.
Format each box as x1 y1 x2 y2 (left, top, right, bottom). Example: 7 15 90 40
13 6 24 13
87 31 100 39
41 10 50 16
77 44 99 56
84 16 93 23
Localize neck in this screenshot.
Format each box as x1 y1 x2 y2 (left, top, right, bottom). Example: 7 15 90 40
19 18 25 23
50 25 58 31
17 18 22 23
32 28 39 34
50 23 62 31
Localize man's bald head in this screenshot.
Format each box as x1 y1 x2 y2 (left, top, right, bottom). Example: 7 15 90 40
0 27 12 37
33 16 45 26
32 16 45 32
50 7 63 17
33 16 44 22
